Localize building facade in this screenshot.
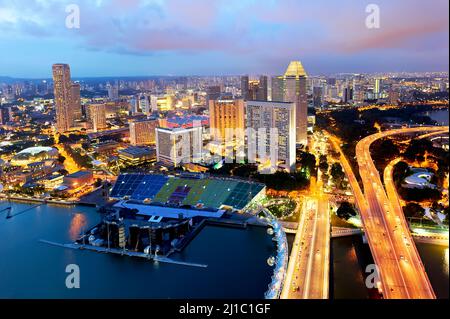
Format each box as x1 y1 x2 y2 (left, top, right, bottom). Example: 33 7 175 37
156 126 203 166
52 64 73 132
129 119 158 145
208 98 245 142
89 104 107 132
71 82 82 121
246 100 296 173
271 61 308 146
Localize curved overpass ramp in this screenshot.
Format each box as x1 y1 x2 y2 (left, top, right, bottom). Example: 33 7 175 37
355 126 448 299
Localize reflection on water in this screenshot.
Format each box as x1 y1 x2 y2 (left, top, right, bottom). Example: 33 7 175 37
332 236 369 299
68 212 87 241
415 242 449 299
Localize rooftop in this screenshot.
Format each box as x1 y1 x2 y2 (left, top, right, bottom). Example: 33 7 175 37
65 170 93 178
284 60 307 78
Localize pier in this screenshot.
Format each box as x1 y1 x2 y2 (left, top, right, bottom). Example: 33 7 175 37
39 239 208 268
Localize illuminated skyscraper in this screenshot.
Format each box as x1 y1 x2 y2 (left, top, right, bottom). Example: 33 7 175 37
71 82 82 121
52 63 73 132
130 119 158 145
241 76 249 100
257 75 268 101
246 100 296 172
88 104 107 132
271 61 308 146
374 78 382 98
209 98 245 142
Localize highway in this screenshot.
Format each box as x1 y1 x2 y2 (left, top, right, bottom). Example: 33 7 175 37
356 126 448 299
281 133 330 299
281 196 330 299
327 126 447 298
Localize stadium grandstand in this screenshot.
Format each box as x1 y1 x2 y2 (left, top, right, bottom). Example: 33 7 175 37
110 173 265 212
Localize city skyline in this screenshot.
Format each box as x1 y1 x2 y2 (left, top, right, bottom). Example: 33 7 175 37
0 0 449 78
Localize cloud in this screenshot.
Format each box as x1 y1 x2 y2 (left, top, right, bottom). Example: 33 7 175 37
0 0 448 74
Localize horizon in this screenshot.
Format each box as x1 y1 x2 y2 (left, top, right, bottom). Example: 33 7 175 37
1 69 449 81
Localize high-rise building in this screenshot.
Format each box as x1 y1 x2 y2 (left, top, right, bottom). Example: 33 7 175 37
209 98 245 142
107 82 119 100
343 86 353 103
257 75 268 101
0 106 13 125
52 63 74 132
271 61 308 146
156 126 203 166
139 94 151 115
374 78 382 98
88 104 107 132
246 100 296 173
206 86 221 106
240 76 249 100
313 87 323 108
71 82 82 121
130 119 158 145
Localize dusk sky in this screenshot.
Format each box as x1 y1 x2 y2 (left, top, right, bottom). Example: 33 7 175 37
0 0 448 78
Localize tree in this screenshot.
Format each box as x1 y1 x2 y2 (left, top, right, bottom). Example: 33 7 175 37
403 139 433 162
393 161 410 186
298 151 316 177
403 203 425 219
331 163 345 188
319 155 328 172
336 201 357 220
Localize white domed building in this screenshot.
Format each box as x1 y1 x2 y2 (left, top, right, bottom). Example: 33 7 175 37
11 146 59 166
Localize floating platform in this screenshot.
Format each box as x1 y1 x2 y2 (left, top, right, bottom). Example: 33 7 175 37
39 239 208 268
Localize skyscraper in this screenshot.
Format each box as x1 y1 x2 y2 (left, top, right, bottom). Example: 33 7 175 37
0 106 13 125
71 82 82 121
52 63 73 133
130 119 158 145
271 61 308 146
374 78 382 99
209 98 245 142
206 86 221 106
257 75 268 101
241 76 249 100
107 82 119 100
88 104 107 132
246 100 296 173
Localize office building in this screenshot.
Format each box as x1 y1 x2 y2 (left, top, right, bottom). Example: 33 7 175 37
107 83 119 100
0 106 13 125
89 103 107 132
118 146 155 166
374 78 382 98
272 61 308 146
52 63 74 132
241 76 249 100
257 75 268 101
246 100 296 173
156 126 203 166
209 98 245 142
206 86 221 106
130 119 158 145
71 82 82 121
